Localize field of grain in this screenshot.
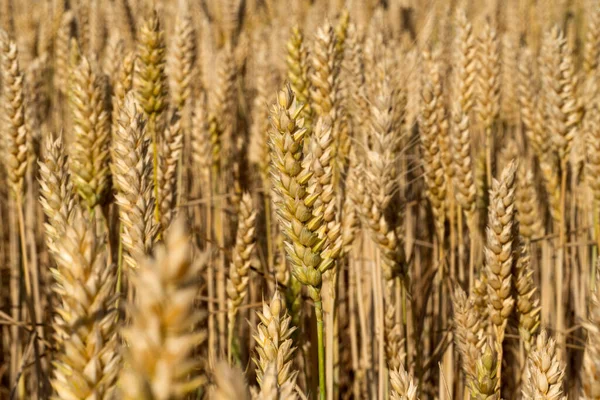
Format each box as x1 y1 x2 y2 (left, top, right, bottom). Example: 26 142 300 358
1 0 599 399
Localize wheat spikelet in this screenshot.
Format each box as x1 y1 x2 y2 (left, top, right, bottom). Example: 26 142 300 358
169 3 196 111
38 136 76 253
254 360 298 400
514 242 541 351
476 19 501 130
227 193 257 335
253 290 298 388
269 85 329 301
158 115 183 231
389 364 419 400
485 160 517 331
286 25 313 133
310 21 339 121
50 211 119 398
516 166 544 241
68 54 111 208
453 286 486 380
451 108 476 219
190 90 211 181
419 79 446 240
111 92 157 272
120 219 207 399
76 1 91 54
1 33 31 198
212 361 251 400
539 155 562 225
582 289 600 398
522 330 566 400
103 33 124 82
211 43 236 158
384 297 405 370
343 23 369 139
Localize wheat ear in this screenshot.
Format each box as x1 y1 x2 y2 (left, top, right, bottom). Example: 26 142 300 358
514 241 541 351
454 9 476 114
287 25 313 133
38 135 76 253
522 330 566 400
212 361 251 400
111 92 157 272
255 361 298 400
120 219 207 398
451 107 476 221
515 166 544 241
169 2 196 111
253 290 298 388
226 193 257 360
310 21 339 121
452 286 485 381
68 54 111 209
50 210 119 398
468 340 500 399
158 114 183 231
389 364 419 400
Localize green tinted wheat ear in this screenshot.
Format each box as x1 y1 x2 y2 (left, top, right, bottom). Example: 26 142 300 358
68 55 111 209
39 136 76 253
50 211 119 399
287 26 313 133
134 11 168 123
389 364 419 400
120 219 207 399
227 193 257 357
169 4 196 111
253 290 297 388
310 21 339 121
469 340 500 400
582 289 600 398
1 34 30 198
454 9 477 115
514 242 541 351
158 115 183 231
111 93 157 272
522 330 566 400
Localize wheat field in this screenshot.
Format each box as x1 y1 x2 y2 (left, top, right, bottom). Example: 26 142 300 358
1 0 600 399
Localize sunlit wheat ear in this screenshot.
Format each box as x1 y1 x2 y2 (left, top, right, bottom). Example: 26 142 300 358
454 9 476 114
227 193 257 335
384 297 405 370
309 117 342 262
522 330 566 400
286 25 313 133
344 23 369 139
1 32 31 198
158 114 183 231
584 1 600 77
120 219 207 399
514 241 541 351
111 51 135 134
68 54 111 209
111 92 158 272
310 21 339 121
50 210 120 399
253 290 297 388
485 160 517 332
476 19 500 130
389 363 419 400
169 2 196 111
212 361 251 400
452 286 485 380
582 287 600 398
190 90 211 180
39 135 76 253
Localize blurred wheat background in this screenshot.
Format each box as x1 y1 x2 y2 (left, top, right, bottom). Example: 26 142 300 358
0 0 599 399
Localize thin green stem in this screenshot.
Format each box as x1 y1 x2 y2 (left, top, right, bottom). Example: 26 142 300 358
315 298 326 400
